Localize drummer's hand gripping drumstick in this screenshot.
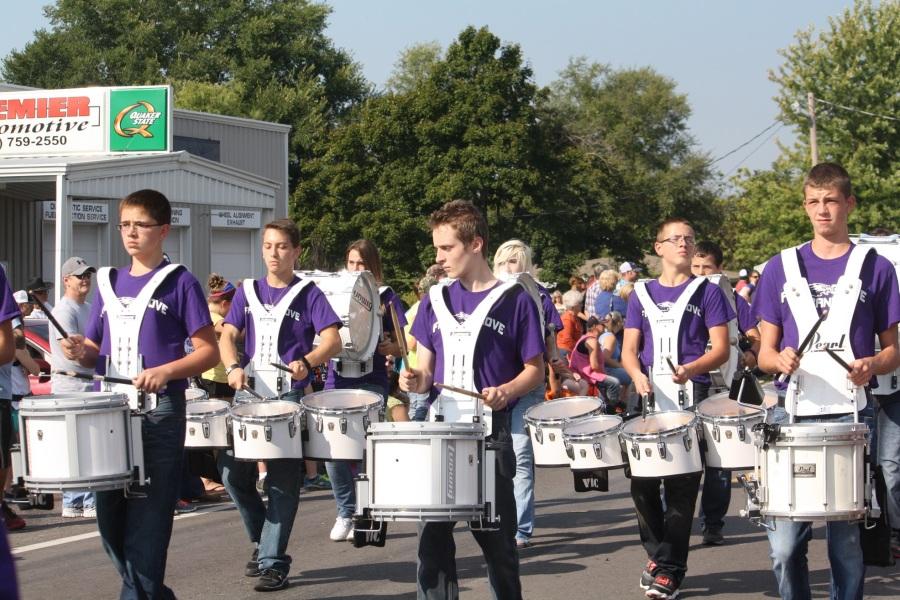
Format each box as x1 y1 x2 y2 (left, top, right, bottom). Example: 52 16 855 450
433 382 486 400
29 293 69 339
389 303 409 372
824 348 875 403
776 309 829 384
53 370 134 386
269 362 293 373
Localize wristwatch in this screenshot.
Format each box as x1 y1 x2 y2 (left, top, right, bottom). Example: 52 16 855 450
299 356 313 373
225 363 241 376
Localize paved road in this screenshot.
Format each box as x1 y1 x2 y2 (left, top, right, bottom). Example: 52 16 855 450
8 467 900 599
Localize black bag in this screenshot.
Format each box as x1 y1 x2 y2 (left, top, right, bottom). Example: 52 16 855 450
860 465 895 567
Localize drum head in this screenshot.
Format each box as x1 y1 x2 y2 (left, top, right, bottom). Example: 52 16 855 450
231 400 300 420
185 388 209 402
622 410 696 436
20 392 129 412
186 399 230 417
563 414 622 437
697 397 765 419
302 270 380 361
524 396 604 424
301 389 382 412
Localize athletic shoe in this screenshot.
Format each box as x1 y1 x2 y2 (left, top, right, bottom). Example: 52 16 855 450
329 517 353 541
640 559 657 590
516 538 531 549
702 526 724 546
1 502 25 531
646 573 680 599
245 548 261 577
303 474 332 491
61 506 83 518
253 569 288 592
82 507 97 519
174 500 197 514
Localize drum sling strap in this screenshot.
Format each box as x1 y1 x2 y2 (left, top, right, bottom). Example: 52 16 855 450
97 263 182 411
855 234 900 395
781 243 870 416
242 277 313 398
707 274 741 386
634 277 707 411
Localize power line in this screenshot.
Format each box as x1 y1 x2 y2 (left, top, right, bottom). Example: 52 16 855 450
710 120 782 165
816 98 899 122
725 123 786 177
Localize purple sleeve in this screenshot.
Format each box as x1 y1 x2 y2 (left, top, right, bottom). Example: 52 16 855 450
703 283 734 329
307 285 342 333
179 272 214 336
872 257 900 334
85 287 105 345
410 293 435 354
515 291 546 363
224 285 249 332
0 270 20 325
384 290 407 331
752 254 785 327
624 291 644 329
736 294 757 332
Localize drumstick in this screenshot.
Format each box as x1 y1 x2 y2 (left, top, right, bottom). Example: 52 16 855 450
28 293 69 339
241 384 266 401
269 362 293 373
824 348 852 374
665 356 678 374
434 382 486 400
389 303 408 370
54 370 133 386
777 309 829 383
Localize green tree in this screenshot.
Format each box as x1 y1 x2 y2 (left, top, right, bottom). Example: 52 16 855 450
2 0 369 188
385 42 442 94
725 0 899 266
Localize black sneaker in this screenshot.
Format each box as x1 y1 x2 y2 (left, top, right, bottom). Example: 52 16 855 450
254 569 288 592
702 526 724 546
640 559 657 590
245 548 261 577
646 573 680 599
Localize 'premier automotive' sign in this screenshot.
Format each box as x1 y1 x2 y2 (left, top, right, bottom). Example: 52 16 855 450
0 85 171 157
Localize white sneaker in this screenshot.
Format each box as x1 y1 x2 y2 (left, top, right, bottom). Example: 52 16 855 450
61 506 83 518
329 517 353 542
82 507 97 518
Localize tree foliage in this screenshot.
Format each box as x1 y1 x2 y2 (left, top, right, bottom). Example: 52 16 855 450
724 0 899 268
385 42 442 94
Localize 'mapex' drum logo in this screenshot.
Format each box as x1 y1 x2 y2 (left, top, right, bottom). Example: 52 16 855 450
352 290 373 312
114 101 161 139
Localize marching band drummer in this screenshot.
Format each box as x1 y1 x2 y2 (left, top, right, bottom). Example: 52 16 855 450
61 189 219 600
218 218 342 592
0 266 21 600
322 239 406 543
753 163 900 600
492 239 563 550
401 200 545 600
621 217 734 600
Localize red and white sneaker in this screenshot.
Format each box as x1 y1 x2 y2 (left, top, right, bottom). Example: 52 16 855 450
646 573 680 599
639 559 657 590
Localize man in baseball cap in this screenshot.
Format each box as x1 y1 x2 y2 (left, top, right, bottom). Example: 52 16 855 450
61 257 96 279
617 261 642 291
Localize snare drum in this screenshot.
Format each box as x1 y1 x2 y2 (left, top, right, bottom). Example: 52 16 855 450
230 400 303 460
185 399 231 449
18 393 135 492
620 411 702 478
696 394 766 470
185 387 209 403
358 421 493 522
301 389 383 461
562 415 626 471
524 397 605 467
755 421 868 521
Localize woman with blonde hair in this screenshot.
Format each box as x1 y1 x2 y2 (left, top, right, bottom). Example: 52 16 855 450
593 269 628 318
493 238 562 549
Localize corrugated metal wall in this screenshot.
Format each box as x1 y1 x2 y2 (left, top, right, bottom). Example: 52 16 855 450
0 194 44 291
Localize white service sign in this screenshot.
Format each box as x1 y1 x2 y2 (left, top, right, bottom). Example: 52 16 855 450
211 209 260 229
42 200 109 223
171 207 191 226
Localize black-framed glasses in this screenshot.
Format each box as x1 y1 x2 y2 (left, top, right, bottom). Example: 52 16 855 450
69 272 93 281
117 221 162 232
658 235 695 246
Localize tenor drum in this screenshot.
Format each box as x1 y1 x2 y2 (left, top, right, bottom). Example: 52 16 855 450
230 400 303 460
18 393 134 492
185 399 231 449
185 387 209 403
360 421 493 522
696 394 766 470
524 397 605 467
562 415 626 471
755 421 868 521
301 389 383 461
620 411 702 478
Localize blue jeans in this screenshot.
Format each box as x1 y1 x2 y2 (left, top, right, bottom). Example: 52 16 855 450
598 375 621 406
96 392 185 600
325 382 385 519
510 384 543 542
875 391 900 529
218 390 303 576
408 392 430 422
63 491 95 510
417 410 521 599
765 407 865 600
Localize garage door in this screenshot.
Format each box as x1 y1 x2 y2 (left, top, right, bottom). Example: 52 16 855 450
211 229 254 285
42 222 105 279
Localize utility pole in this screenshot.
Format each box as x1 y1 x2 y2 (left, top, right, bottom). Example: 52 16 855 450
807 92 818 165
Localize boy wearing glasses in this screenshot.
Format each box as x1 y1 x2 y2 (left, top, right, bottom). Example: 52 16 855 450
621 217 734 599
62 189 219 599
49 257 98 518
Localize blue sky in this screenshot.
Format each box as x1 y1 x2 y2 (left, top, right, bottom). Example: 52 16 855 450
1 1 856 177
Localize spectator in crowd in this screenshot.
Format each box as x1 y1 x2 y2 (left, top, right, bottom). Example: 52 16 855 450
738 269 760 302
556 289 584 362
616 261 641 291
24 277 53 319
569 275 586 294
551 290 565 315
594 269 628 319
568 316 622 409
405 265 445 421
199 274 236 399
618 282 635 306
599 311 632 411
584 265 605 318
734 268 750 294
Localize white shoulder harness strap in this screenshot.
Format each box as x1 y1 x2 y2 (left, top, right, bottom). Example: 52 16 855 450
781 243 870 415
96 263 182 410
242 277 313 397
427 278 524 436
633 277 707 411
854 235 900 395
707 273 741 385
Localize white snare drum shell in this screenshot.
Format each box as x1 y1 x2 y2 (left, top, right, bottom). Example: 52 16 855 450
301 389 383 461
524 397 605 467
185 399 231 448
562 415 625 471
696 395 766 470
620 410 703 478
230 400 303 460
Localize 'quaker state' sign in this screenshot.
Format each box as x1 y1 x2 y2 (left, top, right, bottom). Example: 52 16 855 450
0 85 171 157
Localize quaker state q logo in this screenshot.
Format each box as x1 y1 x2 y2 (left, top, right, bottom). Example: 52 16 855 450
109 87 169 152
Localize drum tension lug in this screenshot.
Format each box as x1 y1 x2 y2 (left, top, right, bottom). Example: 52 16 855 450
202 421 211 439
738 423 746 442
631 442 640 460
239 424 247 441
712 423 720 443
657 442 667 459
288 419 297 439
316 416 323 433
340 417 348 435
564 442 574 460
534 425 543 445
682 435 692 452
264 424 273 442
593 443 603 460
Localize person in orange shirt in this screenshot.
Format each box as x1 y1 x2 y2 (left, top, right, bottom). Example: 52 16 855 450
556 289 584 361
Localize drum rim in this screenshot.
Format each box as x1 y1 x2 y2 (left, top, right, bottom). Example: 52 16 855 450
562 415 624 441
300 389 383 414
620 410 699 440
19 392 130 412
523 396 605 426
230 401 302 423
185 399 231 418
697 406 767 423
